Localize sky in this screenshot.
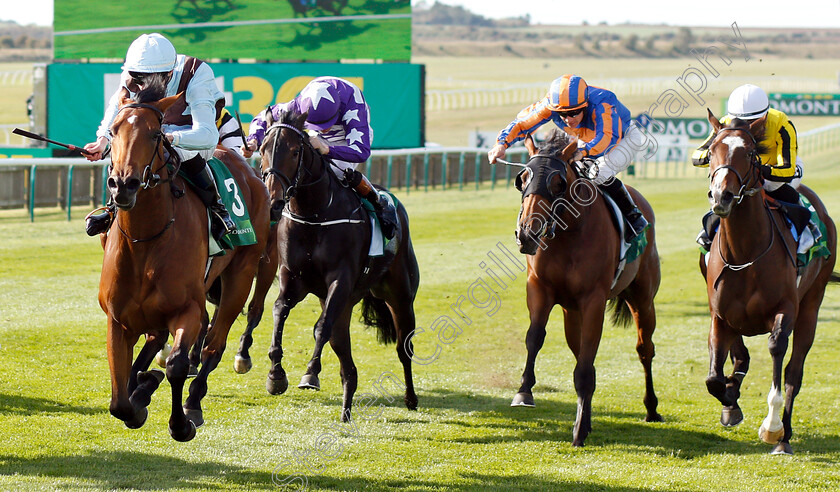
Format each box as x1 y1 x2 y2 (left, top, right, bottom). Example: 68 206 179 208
3 0 839 28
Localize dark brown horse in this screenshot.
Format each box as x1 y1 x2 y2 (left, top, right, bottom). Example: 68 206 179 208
254 108 419 421
700 110 838 455
99 90 270 441
511 130 662 447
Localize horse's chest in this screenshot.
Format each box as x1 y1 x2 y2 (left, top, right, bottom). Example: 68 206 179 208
712 285 783 334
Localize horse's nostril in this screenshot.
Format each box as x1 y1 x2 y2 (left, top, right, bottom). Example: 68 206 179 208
124 178 141 193
271 201 284 211
107 177 118 190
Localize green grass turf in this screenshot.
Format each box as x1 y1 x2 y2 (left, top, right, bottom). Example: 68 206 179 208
1 146 840 490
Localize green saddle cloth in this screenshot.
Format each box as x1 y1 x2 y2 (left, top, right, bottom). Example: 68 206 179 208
624 228 648 265
797 195 831 267
179 157 257 256
360 190 400 256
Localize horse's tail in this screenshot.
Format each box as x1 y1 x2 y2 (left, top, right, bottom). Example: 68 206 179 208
607 296 634 328
360 293 397 345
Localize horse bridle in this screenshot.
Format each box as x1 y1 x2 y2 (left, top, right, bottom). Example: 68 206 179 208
261 122 329 203
517 154 571 241
111 103 182 243
708 127 763 205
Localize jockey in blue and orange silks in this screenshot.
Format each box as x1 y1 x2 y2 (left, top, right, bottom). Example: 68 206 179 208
488 74 649 240
243 76 397 239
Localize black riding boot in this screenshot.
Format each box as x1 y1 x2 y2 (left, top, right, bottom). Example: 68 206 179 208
598 179 649 242
182 155 236 241
766 183 800 205
344 168 397 240
85 198 116 236
696 210 720 251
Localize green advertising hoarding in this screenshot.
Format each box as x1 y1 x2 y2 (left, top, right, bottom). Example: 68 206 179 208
768 93 840 116
53 0 411 62
47 62 424 150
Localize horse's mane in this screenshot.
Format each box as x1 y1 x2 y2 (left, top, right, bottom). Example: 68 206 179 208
539 129 574 156
131 73 170 104
725 117 769 156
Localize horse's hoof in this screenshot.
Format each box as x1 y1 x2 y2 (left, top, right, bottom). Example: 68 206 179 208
169 420 197 442
298 374 321 391
572 439 585 447
511 392 535 407
184 408 204 428
154 344 172 368
188 364 199 378
645 412 664 423
124 406 148 429
266 375 289 395
759 423 784 444
720 406 743 427
341 408 352 423
405 394 418 411
233 354 252 374
771 442 793 455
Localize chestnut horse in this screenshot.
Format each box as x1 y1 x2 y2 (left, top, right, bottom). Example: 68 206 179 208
255 109 419 421
99 90 270 441
701 110 838 455
511 130 662 447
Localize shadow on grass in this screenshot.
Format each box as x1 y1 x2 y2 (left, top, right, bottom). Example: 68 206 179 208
0 451 273 490
0 393 103 416
309 472 695 492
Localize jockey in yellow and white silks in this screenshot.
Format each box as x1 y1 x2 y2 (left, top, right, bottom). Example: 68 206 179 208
488 74 648 240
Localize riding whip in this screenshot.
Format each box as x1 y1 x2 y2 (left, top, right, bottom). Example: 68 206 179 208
13 128 94 156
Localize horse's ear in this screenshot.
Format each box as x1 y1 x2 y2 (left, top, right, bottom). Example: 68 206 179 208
524 134 538 157
297 111 309 131
155 91 184 114
265 106 276 126
560 141 577 162
707 108 722 133
749 113 767 141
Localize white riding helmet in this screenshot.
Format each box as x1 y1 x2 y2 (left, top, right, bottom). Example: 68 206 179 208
727 84 770 120
121 33 177 73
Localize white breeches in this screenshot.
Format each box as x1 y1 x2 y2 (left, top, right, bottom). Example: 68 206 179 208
763 157 804 192
590 124 645 185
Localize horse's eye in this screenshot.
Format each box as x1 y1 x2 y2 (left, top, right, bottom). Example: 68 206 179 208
292 148 300 157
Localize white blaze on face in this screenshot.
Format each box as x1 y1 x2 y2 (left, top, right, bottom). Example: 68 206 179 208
710 135 746 197
127 115 138 125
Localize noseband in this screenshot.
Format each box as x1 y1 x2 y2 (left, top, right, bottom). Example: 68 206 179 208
262 122 329 203
709 127 763 205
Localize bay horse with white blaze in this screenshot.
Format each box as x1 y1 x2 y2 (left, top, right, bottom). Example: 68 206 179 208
257 108 419 421
511 130 662 447
701 110 838 455
99 89 270 441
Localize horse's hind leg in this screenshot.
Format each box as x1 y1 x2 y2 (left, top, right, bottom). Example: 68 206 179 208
627 299 662 423
187 310 209 377
389 300 418 411
236 231 278 374
185 256 262 427
328 306 357 422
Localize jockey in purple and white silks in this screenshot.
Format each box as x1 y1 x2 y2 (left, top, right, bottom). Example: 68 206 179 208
244 76 397 239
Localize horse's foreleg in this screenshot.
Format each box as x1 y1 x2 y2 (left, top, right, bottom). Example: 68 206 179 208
512 282 553 408
106 319 144 427
236 231 278 374
759 311 795 448
301 280 351 392
706 315 736 404
267 271 304 395
166 305 202 442
127 330 167 412
328 306 357 422
571 302 605 447
719 335 750 426
629 300 662 423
